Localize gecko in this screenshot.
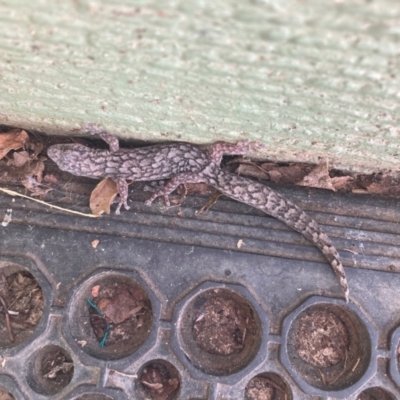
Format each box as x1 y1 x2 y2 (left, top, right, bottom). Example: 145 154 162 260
47 124 349 302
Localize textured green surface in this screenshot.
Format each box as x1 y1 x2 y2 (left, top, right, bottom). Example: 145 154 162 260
1 0 400 173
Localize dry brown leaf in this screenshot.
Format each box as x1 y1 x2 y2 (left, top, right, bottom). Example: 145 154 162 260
98 289 143 324
28 156 46 183
43 361 73 379
331 176 354 191
20 156 50 196
3 140 49 198
91 285 100 297
235 164 270 180
43 173 59 184
90 178 118 215
11 150 30 167
22 177 52 197
366 182 400 196
268 165 309 185
0 129 29 159
297 163 335 191
26 140 43 159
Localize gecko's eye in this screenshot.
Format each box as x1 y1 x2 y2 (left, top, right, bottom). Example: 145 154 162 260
48 144 81 173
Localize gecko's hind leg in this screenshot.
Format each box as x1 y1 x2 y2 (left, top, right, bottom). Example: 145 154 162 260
145 173 206 207
82 123 120 153
208 140 264 164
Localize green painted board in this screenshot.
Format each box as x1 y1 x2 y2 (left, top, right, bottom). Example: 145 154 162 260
1 0 400 173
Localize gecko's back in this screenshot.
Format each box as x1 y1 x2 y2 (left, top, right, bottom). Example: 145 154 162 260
48 142 210 181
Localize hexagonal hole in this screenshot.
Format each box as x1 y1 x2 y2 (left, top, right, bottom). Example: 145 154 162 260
357 387 397 400
69 272 153 361
245 372 292 400
135 359 181 400
286 303 371 391
0 263 44 348
27 344 74 395
177 287 262 376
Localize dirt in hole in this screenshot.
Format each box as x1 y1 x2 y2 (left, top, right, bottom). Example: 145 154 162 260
192 296 250 356
40 348 74 390
294 309 350 368
357 387 396 400
88 282 147 346
0 271 44 346
245 374 288 400
139 362 180 400
74 395 113 400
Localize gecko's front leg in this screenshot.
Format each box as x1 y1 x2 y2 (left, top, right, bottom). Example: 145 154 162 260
114 177 130 214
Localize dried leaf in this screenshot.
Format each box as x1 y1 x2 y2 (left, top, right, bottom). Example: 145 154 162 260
98 289 143 324
44 362 73 379
26 140 43 159
235 164 269 180
366 182 400 196
90 178 118 215
22 176 52 197
0 129 29 159
297 163 335 191
331 176 354 191
91 285 100 297
237 239 244 249
28 156 46 183
43 173 59 184
140 366 180 399
268 165 309 185
11 151 30 167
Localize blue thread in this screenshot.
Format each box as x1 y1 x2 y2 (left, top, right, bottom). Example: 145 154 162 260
86 298 103 315
99 328 109 347
87 298 110 346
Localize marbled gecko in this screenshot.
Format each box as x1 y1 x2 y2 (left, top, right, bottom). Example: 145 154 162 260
47 124 349 302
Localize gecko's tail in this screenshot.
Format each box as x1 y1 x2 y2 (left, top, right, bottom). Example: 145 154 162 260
213 171 349 302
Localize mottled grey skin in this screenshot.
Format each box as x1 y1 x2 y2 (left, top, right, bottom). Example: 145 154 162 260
47 126 349 302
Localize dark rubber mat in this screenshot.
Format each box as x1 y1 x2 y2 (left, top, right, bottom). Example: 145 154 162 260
0 173 400 399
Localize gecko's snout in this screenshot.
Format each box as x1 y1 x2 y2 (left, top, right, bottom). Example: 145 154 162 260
47 144 79 173
47 145 62 163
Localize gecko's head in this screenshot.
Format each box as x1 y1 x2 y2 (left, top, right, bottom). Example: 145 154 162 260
47 144 85 174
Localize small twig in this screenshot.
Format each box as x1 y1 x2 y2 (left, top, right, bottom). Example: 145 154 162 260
328 349 348 385
196 191 222 215
0 295 14 342
343 248 359 255
0 187 99 218
318 368 326 385
261 377 287 398
351 357 361 372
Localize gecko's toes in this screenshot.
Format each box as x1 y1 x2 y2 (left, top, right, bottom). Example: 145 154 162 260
250 141 265 151
82 123 103 135
163 196 171 207
236 140 264 153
